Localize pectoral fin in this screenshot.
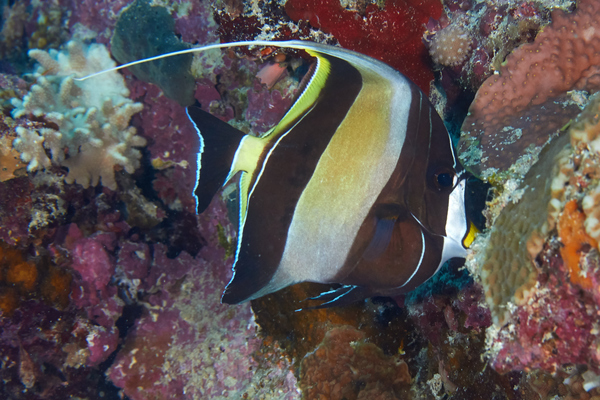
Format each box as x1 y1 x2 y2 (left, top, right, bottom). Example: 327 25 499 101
362 217 397 261
305 285 374 308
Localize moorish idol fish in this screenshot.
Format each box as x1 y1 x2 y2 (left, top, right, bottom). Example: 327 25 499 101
79 40 477 306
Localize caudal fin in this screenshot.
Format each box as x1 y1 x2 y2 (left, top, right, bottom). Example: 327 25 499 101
186 105 246 214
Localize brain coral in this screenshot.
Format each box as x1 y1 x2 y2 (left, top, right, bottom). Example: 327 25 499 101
471 132 571 326
468 91 600 373
460 0 600 175
11 41 146 190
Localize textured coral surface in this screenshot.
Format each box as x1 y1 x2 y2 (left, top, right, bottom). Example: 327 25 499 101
300 325 412 399
460 0 598 176
474 132 570 325
11 41 146 189
464 21 600 386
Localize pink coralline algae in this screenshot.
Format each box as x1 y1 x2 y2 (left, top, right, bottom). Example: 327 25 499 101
116 240 150 281
58 0 131 43
107 202 299 400
407 283 491 347
64 224 125 366
129 79 199 214
245 78 295 133
84 322 120 366
0 176 32 246
488 252 600 374
70 231 115 295
171 0 219 45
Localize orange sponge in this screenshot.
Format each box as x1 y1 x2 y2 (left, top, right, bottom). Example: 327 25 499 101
558 200 597 290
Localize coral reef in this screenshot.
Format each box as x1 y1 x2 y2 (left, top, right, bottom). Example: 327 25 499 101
0 0 28 59
459 0 597 176
426 0 554 87
0 118 26 182
213 0 443 92
0 245 39 316
559 200 596 289
107 202 299 400
2 2 308 399
27 3 69 50
428 24 473 67
465 53 600 377
300 325 412 399
0 73 27 109
11 40 146 190
471 132 568 325
0 179 32 247
8 0 600 398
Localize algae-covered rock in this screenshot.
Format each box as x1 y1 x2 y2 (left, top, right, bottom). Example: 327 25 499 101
111 0 195 106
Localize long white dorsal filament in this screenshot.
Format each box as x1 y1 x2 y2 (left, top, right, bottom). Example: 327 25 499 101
74 40 312 82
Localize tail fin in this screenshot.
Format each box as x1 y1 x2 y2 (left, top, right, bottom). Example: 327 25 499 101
186 105 246 214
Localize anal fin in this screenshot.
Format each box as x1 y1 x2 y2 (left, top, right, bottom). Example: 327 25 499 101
221 254 279 304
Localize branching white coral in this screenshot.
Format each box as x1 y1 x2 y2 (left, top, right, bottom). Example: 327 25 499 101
11 41 146 190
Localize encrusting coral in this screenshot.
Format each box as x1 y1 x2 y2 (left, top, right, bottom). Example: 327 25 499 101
469 132 569 326
460 0 600 176
11 40 146 190
465 91 600 373
299 325 412 399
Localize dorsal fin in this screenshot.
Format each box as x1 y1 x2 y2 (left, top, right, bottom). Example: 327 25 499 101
186 106 246 214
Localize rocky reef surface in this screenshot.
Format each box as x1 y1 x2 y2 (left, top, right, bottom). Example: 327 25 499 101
2 0 600 399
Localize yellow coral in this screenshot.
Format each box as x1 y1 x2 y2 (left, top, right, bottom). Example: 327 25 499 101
1 246 37 292
0 243 72 313
0 134 26 182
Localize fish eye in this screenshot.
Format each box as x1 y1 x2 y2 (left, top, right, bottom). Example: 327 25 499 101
437 172 454 187
431 168 456 191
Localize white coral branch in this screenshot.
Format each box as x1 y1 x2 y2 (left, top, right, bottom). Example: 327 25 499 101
10 41 146 190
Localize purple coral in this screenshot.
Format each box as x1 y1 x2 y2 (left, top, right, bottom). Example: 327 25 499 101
489 254 600 374
107 203 299 399
70 232 116 295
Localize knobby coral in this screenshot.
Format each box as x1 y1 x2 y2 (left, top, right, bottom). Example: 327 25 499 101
460 0 600 176
466 91 600 373
11 40 146 190
428 24 473 67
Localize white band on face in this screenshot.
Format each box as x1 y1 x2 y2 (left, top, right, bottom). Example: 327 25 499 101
440 178 469 271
